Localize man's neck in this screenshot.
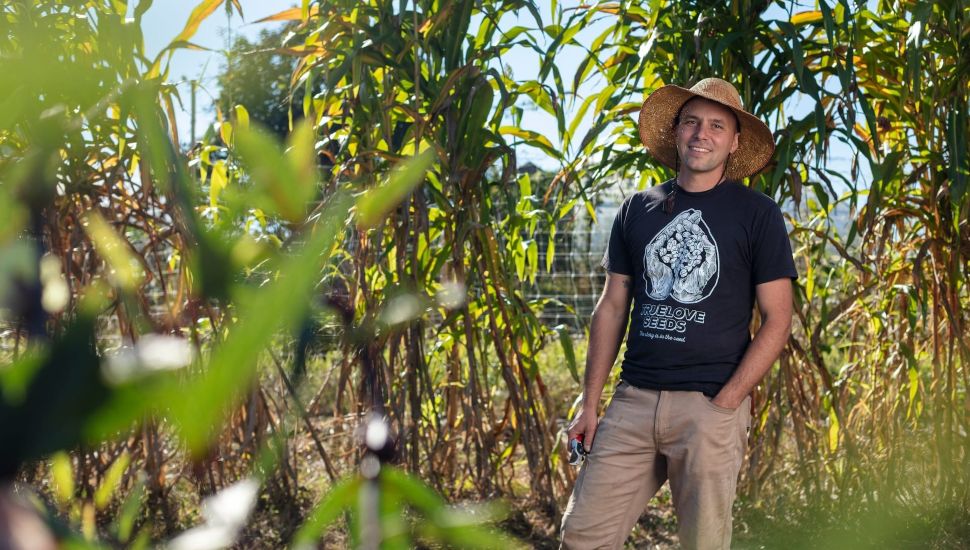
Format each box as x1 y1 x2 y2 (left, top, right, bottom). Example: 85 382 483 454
676 169 725 193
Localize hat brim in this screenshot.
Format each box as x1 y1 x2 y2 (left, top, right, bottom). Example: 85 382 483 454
638 85 775 181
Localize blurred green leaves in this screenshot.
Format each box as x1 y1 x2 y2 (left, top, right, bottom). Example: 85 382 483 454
0 0 542 547
0 311 106 477
356 148 436 229
232 119 320 223
293 466 523 550
168 192 351 453
82 213 145 292
0 0 352 474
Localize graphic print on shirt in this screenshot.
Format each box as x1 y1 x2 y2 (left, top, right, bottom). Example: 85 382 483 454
643 209 719 304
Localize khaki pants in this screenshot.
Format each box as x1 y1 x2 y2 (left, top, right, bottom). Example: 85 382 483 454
560 381 752 550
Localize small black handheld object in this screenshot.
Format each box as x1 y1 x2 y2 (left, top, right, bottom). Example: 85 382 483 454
568 435 588 466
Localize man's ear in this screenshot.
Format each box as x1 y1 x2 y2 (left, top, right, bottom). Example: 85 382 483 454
730 132 739 154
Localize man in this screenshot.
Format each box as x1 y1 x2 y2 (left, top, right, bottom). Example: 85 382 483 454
560 77 797 550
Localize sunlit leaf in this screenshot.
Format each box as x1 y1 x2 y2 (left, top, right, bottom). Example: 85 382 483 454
233 104 249 129
114 474 146 543
233 123 315 223
94 452 130 510
791 10 823 26
555 325 579 383
827 405 840 453
171 0 224 45
208 162 228 208
51 452 74 507
252 5 319 23
498 126 558 157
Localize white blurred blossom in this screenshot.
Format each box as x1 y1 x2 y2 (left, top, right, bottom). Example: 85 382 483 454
435 280 466 309
380 294 421 325
167 478 259 550
103 334 194 384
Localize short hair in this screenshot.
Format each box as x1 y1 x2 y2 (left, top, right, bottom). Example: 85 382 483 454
673 97 741 133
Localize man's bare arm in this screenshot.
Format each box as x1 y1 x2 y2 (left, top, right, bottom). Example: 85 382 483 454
566 272 633 450
712 277 793 409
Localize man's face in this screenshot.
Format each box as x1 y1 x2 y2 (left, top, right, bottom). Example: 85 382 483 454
674 97 740 178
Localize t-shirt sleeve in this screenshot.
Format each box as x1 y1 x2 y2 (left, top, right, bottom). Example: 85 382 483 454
752 203 798 284
601 199 634 275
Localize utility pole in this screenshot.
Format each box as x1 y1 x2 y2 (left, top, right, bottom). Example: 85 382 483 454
190 78 198 146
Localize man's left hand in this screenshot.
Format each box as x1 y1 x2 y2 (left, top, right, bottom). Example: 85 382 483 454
710 392 744 410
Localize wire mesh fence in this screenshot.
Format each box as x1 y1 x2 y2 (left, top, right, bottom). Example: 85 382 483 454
524 177 638 333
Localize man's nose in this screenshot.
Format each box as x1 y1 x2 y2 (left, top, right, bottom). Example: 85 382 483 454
694 121 712 139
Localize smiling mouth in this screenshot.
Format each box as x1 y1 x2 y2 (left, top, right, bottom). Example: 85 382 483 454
688 146 712 153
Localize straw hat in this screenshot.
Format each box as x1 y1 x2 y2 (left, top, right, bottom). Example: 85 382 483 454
638 78 775 180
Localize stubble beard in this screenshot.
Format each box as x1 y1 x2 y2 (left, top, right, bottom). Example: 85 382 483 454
681 152 728 176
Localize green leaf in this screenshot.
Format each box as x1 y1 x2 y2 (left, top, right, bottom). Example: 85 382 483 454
171 0 224 45
459 77 495 164
233 123 315 223
805 257 814 302
594 84 618 115
498 126 558 157
291 476 361 548
94 452 131 510
285 119 318 200
233 104 250 129
381 468 520 548
555 325 579 383
51 452 74 507
357 149 436 229
545 230 556 273
519 81 557 117
114 474 146 543
907 366 920 419
167 193 352 453
827 404 840 453
517 173 532 197
526 240 538 283
208 161 228 208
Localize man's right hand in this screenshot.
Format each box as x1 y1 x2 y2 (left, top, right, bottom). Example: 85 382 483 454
566 406 599 453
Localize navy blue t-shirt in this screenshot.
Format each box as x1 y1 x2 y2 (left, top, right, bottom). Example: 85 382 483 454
602 180 798 397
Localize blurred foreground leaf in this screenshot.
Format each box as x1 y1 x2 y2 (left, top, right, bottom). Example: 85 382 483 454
166 192 351 453
82 212 144 291
356 149 436 229
233 122 318 223
0 310 106 478
291 466 522 549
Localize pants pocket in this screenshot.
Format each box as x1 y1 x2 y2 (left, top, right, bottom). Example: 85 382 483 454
699 392 741 415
